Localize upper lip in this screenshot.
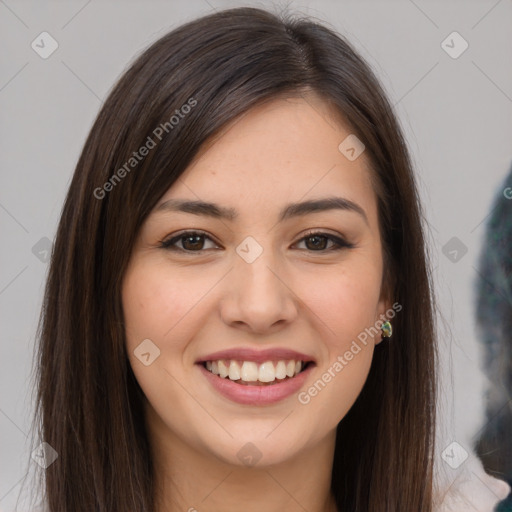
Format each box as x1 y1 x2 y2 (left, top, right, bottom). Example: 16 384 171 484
195 348 316 365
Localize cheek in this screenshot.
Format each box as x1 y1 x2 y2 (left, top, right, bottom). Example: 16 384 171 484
122 261 202 348
121 258 226 392
121 262 209 422
293 260 380 419
297 260 383 349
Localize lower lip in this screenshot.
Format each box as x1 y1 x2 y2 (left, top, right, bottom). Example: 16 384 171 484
197 363 315 405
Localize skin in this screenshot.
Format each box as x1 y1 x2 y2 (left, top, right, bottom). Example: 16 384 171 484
122 93 391 512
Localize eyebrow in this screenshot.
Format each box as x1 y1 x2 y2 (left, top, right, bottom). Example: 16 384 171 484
155 196 369 226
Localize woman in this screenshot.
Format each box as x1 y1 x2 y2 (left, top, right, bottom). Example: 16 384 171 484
24 6 505 512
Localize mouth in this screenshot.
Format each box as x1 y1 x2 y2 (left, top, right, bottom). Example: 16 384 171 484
199 359 315 386
196 358 316 405
194 348 316 405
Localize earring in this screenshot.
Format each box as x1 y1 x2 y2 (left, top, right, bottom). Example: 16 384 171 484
381 320 392 339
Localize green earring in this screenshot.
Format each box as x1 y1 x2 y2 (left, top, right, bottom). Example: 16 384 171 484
381 321 392 339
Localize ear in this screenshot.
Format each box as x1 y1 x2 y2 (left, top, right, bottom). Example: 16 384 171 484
374 290 393 346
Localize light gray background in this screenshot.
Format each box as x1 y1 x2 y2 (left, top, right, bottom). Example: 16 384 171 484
1 0 511 510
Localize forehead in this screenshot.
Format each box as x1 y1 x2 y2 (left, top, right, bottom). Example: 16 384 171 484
157 95 378 227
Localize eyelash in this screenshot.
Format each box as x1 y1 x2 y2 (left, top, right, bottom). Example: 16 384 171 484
159 229 355 253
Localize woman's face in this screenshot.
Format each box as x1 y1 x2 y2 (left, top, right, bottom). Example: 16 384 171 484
122 94 391 468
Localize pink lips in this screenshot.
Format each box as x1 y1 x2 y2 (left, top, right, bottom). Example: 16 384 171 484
195 347 316 405
197 362 315 406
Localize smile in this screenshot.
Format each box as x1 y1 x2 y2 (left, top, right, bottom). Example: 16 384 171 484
197 359 315 405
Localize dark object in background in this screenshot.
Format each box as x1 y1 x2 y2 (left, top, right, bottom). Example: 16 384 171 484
474 163 512 510
496 494 512 511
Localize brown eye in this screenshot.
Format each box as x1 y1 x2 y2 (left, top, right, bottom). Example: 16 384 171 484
180 234 205 251
295 231 354 252
304 234 329 250
160 231 219 252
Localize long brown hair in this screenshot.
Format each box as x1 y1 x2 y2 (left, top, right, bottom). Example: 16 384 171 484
27 6 437 511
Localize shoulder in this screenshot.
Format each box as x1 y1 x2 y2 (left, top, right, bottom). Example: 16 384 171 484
435 459 510 512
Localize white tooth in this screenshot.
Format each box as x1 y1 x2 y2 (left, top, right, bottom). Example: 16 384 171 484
206 361 212 371
228 360 241 380
275 360 287 379
218 360 229 378
258 361 276 382
211 361 219 375
286 360 295 377
240 361 259 382
295 361 302 374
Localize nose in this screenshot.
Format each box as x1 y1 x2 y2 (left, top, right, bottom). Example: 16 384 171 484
219 248 299 335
